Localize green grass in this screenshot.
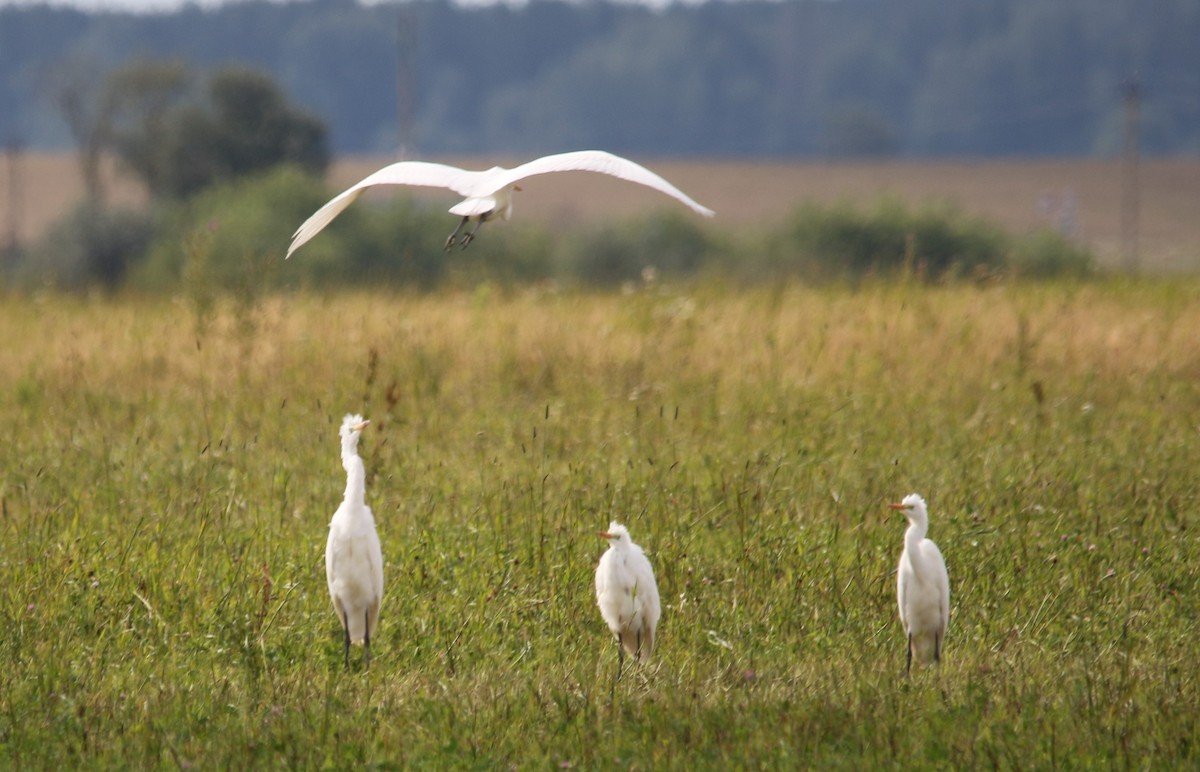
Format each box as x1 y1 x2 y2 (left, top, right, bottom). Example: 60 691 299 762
1 280 1198 767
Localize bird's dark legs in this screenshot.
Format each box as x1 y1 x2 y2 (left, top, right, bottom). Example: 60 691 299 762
444 217 469 251
364 609 372 670
342 610 351 671
934 633 941 666
460 218 485 249
906 633 913 676
610 636 624 702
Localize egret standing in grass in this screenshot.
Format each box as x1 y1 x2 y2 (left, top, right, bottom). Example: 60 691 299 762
326 414 384 670
286 150 714 256
890 493 950 674
595 522 661 691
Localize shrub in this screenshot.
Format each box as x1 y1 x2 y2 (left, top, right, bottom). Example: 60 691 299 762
563 210 719 286
1009 229 1094 278
22 203 156 291
771 197 1008 281
135 165 327 292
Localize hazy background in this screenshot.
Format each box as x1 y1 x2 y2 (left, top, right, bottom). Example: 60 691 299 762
3 0 1198 158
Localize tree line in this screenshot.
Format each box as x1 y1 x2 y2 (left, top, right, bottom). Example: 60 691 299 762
2 0 1198 158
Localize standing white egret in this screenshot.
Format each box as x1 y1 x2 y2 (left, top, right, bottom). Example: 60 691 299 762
595 522 661 690
286 150 715 256
326 414 384 670
889 493 950 674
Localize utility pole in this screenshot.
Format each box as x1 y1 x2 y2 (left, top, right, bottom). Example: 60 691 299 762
396 8 418 158
1119 76 1141 273
2 136 22 259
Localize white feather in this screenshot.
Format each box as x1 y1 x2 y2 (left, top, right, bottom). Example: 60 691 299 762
326 414 384 666
595 521 661 661
892 493 950 670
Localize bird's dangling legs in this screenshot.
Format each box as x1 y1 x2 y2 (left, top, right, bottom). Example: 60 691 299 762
906 633 913 676
445 217 469 251
342 610 351 671
459 218 485 249
364 609 372 670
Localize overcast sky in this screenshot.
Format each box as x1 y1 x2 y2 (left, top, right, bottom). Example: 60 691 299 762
3 0 246 11
0 0 686 12
0 0 529 12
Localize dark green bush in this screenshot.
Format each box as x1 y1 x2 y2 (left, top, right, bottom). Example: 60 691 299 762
24 203 157 291
134 165 555 292
137 165 455 291
24 173 1097 295
1009 228 1094 278
771 197 1009 280
135 165 325 291
564 210 720 285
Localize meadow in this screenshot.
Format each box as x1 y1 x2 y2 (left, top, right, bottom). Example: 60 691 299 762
1 280 1198 767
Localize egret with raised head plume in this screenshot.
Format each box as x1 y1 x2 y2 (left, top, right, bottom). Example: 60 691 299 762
595 522 661 689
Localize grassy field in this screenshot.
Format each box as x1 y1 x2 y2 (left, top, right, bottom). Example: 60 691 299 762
1 280 1198 766
6 152 1200 272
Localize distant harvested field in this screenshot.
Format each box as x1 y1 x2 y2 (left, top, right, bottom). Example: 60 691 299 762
5 151 1199 271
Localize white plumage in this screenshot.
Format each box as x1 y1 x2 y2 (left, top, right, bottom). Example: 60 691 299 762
890 493 950 673
286 149 715 256
595 522 661 680
325 414 384 670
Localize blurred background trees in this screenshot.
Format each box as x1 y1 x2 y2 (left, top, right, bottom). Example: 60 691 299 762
5 0 1190 291
2 0 1196 158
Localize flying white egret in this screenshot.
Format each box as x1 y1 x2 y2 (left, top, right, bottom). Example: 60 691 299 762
325 414 384 670
889 493 950 674
595 522 661 690
286 150 715 256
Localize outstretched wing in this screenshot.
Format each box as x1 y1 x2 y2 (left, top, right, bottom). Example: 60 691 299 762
494 150 715 218
287 161 484 258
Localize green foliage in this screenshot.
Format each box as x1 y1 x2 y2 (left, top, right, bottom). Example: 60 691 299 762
6 0 1199 156
135 166 552 292
0 284 1198 766
564 210 722 286
102 61 328 199
136 166 323 292
20 203 156 291
101 58 192 196
1010 228 1095 278
765 198 1055 281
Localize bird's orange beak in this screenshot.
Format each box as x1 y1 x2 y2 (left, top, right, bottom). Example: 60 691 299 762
888 502 905 510
597 531 614 539
354 420 370 432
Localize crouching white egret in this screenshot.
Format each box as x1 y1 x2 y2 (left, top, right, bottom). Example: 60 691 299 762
595 522 661 691
889 493 950 674
326 414 384 670
286 150 715 256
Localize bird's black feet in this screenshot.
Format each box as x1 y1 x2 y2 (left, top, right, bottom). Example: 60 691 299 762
445 216 469 251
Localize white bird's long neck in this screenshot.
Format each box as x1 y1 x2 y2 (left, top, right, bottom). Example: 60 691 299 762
905 521 929 570
342 452 366 510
